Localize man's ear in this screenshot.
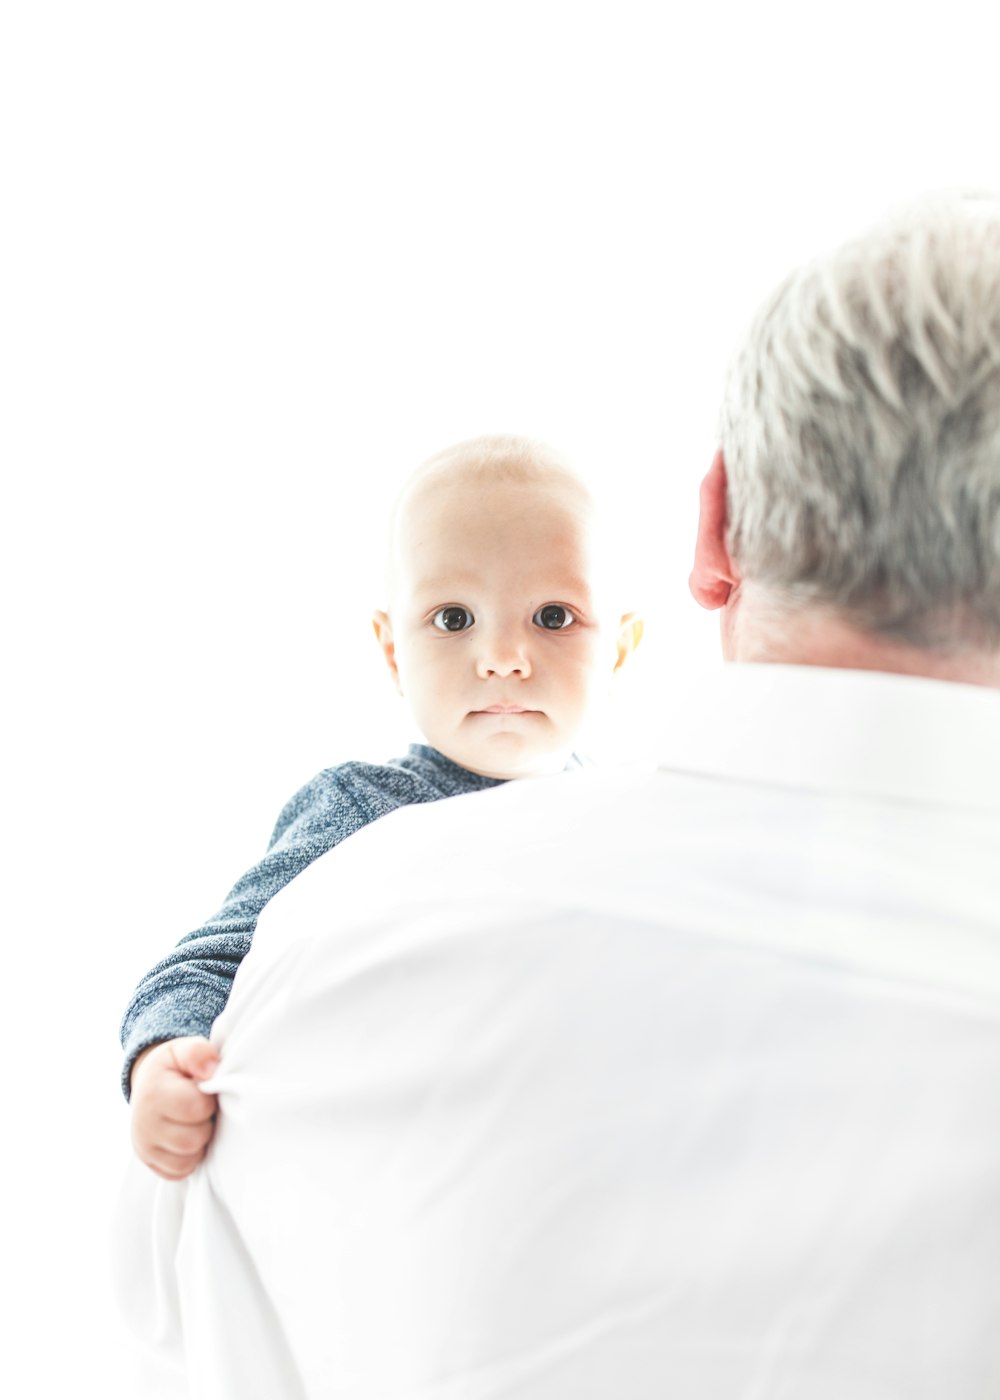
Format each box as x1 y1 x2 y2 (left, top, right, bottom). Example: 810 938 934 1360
372 610 403 695
689 450 739 610
613 612 644 672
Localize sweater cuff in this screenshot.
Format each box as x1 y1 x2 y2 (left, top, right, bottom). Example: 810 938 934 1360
120 996 225 1101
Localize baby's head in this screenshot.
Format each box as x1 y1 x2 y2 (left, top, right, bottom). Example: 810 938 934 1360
373 435 642 779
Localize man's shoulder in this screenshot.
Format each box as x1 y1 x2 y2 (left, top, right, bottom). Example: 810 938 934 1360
655 663 1000 817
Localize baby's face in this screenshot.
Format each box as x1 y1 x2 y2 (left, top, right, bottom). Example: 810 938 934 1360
374 474 635 779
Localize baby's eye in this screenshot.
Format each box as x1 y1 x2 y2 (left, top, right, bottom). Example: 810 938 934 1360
533 604 576 630
432 606 475 632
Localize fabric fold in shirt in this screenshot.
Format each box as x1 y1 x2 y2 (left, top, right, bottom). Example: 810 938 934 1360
113 665 1000 1398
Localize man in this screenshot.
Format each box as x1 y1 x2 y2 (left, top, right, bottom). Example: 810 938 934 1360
114 194 1000 1399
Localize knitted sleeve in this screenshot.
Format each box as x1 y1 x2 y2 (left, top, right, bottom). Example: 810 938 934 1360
118 767 381 1099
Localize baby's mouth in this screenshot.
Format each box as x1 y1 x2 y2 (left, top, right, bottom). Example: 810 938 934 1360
474 704 538 715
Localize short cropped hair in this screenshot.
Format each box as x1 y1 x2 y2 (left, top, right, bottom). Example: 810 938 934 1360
719 193 1000 650
412 434 578 489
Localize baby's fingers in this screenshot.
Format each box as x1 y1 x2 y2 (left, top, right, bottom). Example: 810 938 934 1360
159 1072 219 1124
143 1139 212 1182
138 1113 217 1180
168 1036 221 1083
159 1113 217 1159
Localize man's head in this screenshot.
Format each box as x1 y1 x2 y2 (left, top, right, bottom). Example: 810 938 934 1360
373 435 642 778
691 193 1000 686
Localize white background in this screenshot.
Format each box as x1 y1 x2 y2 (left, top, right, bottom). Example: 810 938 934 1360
2 2 996 1392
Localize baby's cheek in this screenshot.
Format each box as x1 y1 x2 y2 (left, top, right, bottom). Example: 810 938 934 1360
569 643 607 687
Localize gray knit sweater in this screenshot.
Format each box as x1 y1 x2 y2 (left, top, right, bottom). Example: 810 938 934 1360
119 744 511 1098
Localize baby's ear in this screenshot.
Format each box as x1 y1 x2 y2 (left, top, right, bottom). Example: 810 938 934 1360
614 612 644 672
372 611 403 695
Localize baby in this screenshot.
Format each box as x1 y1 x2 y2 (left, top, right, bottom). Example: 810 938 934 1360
122 434 642 1179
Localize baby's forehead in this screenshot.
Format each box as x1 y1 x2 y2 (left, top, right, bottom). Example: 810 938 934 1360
390 470 596 583
380 438 624 605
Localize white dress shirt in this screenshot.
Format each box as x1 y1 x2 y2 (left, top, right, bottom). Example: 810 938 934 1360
114 664 1000 1399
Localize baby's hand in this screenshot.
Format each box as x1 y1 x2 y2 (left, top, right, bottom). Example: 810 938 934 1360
130 1036 221 1180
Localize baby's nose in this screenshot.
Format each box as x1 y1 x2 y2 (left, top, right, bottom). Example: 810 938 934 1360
475 632 532 679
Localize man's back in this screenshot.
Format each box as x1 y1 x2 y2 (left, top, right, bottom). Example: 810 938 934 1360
118 665 1000 1398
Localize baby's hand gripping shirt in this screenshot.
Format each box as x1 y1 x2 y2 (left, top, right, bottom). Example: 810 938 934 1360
118 744 506 1098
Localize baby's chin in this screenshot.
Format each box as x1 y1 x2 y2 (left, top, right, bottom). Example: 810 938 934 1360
440 738 574 781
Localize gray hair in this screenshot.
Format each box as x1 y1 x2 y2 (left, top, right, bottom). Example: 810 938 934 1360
719 193 1000 650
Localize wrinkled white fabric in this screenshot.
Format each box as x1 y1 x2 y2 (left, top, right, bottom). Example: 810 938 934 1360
113 665 1000 1398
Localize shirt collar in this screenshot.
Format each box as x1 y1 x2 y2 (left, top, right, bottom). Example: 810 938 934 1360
656 663 1000 817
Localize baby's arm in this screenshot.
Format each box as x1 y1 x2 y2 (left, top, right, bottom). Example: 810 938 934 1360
129 1037 220 1180
120 760 434 1173
119 770 351 1102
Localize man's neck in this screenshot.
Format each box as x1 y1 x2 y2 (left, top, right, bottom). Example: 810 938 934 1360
723 594 1000 690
